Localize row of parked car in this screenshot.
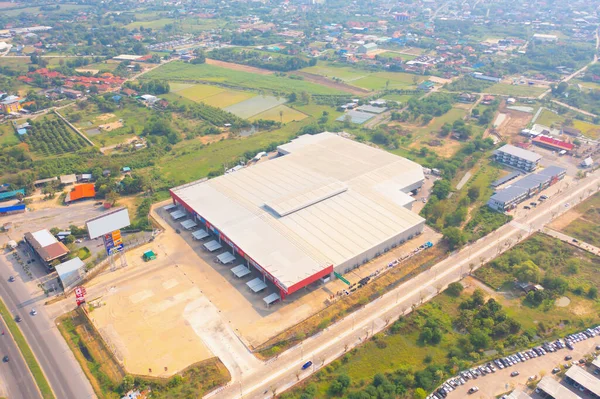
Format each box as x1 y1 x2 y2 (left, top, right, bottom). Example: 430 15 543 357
427 325 600 399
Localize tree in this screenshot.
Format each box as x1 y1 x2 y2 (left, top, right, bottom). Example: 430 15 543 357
588 286 598 299
446 282 464 297
414 388 428 399
515 260 542 283
443 227 466 250
432 179 451 200
467 185 480 201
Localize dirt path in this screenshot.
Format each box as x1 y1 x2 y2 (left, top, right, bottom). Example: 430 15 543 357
206 58 275 75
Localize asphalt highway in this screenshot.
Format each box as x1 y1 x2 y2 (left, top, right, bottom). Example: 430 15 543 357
206 171 600 399
0 265 96 399
0 316 42 399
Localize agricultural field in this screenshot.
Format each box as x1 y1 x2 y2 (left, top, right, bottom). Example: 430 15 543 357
224 95 286 119
302 62 419 91
174 83 255 108
143 62 344 95
301 63 368 82
535 108 600 138
21 116 89 156
487 82 547 97
250 104 308 123
572 119 600 139
352 71 419 91
1 3 89 16
126 18 175 30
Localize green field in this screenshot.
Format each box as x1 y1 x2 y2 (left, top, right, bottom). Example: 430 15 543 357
80 61 120 72
176 83 255 108
536 108 564 127
161 120 312 183
572 119 600 139
376 51 417 61
143 62 344 95
0 124 19 147
250 104 308 123
487 83 547 97
1 4 89 16
302 63 368 81
126 18 175 30
302 62 418 90
353 71 418 91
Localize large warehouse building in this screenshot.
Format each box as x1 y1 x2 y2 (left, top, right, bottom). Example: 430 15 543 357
170 132 426 299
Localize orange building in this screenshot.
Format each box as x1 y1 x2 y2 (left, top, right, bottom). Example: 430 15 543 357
65 183 96 203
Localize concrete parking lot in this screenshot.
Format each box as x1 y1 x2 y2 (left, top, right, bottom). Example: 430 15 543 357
448 336 600 398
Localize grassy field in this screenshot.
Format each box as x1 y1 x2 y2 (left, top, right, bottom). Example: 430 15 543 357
250 104 308 123
351 71 418 91
0 296 55 399
0 124 19 147
81 61 121 72
1 4 89 16
487 83 547 97
143 62 344 95
302 63 368 81
126 18 175 30
376 51 417 61
535 108 564 127
160 120 310 184
224 95 286 119
559 192 600 247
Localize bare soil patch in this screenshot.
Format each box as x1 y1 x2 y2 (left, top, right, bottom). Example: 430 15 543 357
75 68 100 74
549 209 583 230
99 121 123 131
198 133 228 144
494 105 533 143
205 58 274 75
96 113 116 122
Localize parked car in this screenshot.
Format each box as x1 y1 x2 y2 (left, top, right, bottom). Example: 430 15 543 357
8 276 14 282
468 387 479 394
510 371 519 377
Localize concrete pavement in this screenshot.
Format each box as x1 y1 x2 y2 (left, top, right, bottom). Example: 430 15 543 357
543 228 600 256
0 316 43 399
205 171 600 399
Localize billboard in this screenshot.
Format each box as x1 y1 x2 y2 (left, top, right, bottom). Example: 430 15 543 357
103 229 124 256
86 207 131 239
75 286 87 306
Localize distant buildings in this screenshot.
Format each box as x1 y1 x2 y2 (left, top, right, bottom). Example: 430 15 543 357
357 43 378 54
494 144 542 172
472 72 501 83
533 33 558 42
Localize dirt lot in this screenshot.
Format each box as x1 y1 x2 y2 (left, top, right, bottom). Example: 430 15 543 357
96 113 116 122
99 121 123 131
89 245 214 377
206 58 274 75
494 105 534 143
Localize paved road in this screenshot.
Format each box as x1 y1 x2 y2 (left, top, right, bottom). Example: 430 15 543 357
0 316 43 399
205 171 600 399
544 227 600 256
0 267 96 398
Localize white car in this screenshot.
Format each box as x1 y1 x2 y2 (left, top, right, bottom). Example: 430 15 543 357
30 308 37 316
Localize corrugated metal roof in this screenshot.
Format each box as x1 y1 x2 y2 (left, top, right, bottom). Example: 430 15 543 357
537 376 581 399
172 132 425 290
31 229 57 247
496 144 542 163
566 366 600 396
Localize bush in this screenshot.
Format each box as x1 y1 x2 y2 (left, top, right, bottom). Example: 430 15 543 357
445 282 464 297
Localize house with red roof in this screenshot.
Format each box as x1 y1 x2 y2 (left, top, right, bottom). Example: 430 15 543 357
532 135 574 152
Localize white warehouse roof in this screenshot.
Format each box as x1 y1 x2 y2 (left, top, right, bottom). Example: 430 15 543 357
496 144 542 163
171 132 425 291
